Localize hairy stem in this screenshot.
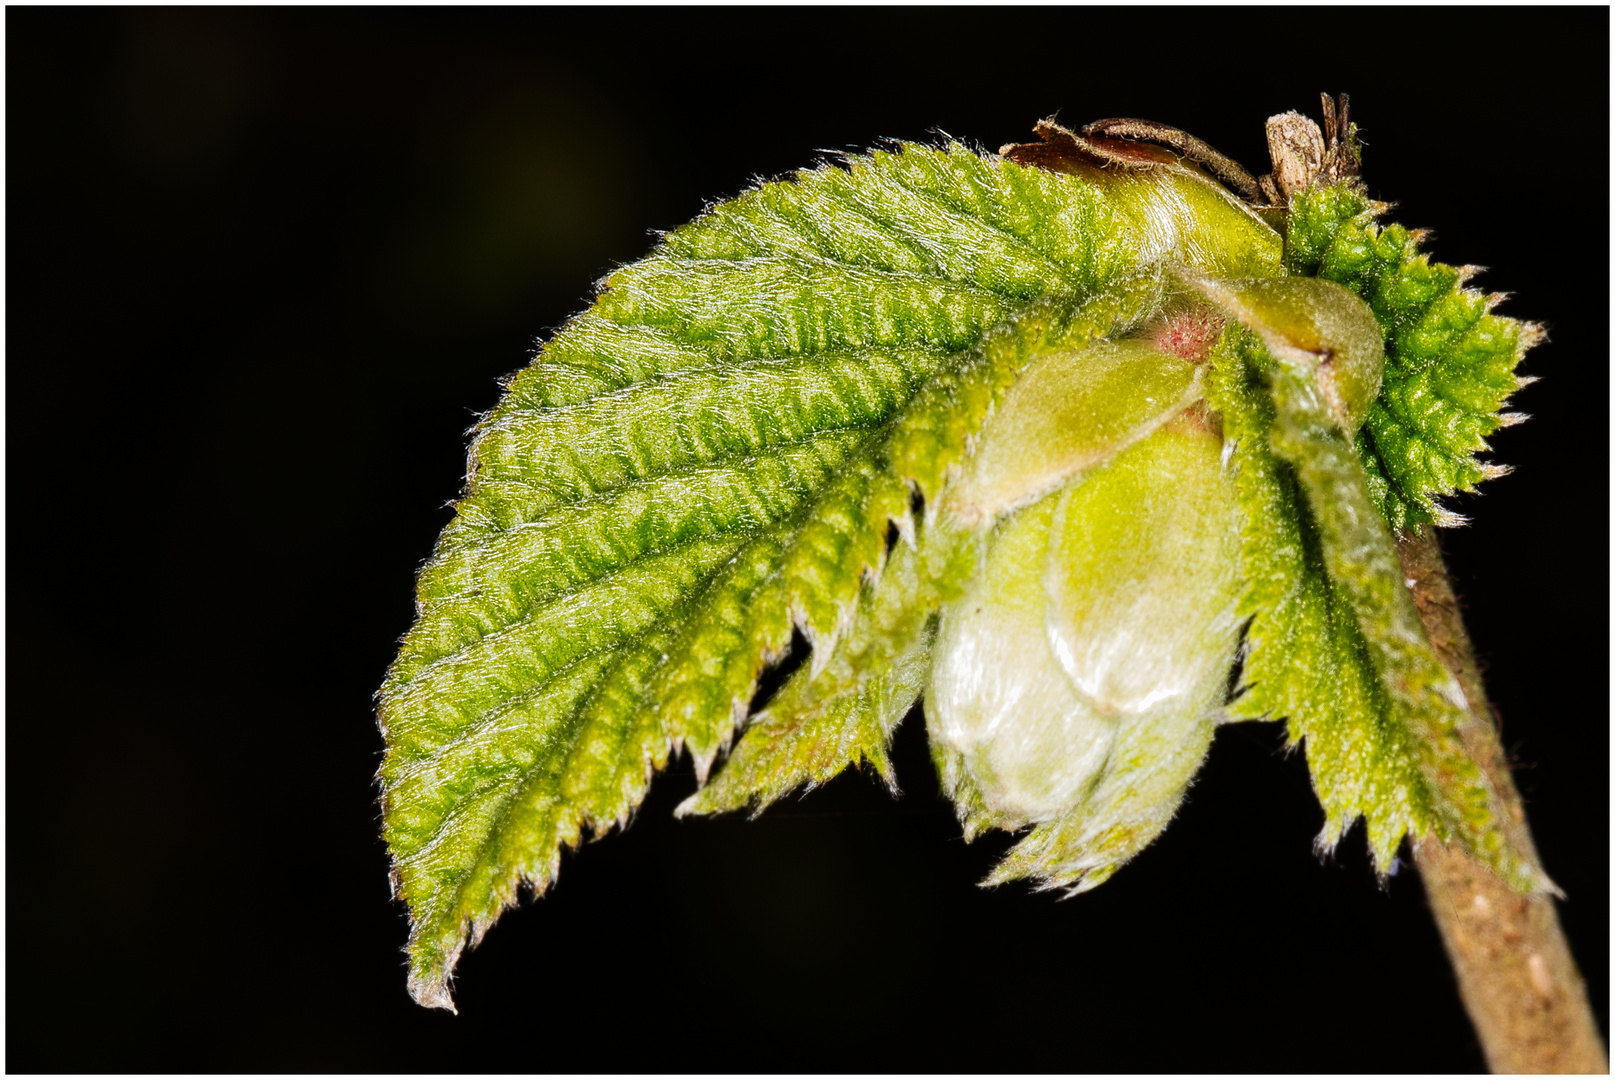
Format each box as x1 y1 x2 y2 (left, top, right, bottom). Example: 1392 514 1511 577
1399 527 1606 1074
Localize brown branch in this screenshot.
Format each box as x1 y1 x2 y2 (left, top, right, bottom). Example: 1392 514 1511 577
1398 526 1607 1074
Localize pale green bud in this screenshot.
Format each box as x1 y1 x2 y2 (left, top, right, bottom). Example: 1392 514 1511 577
1177 269 1385 433
929 492 1112 824
928 415 1242 844
944 337 1203 528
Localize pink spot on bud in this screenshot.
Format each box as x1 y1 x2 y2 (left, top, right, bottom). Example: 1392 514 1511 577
1154 312 1224 363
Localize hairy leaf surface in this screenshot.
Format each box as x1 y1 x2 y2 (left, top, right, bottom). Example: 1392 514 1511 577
1285 185 1535 530
676 524 971 817
378 140 1273 1008
1213 326 1546 892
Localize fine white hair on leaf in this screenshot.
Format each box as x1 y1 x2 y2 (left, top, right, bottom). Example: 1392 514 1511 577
1430 503 1470 528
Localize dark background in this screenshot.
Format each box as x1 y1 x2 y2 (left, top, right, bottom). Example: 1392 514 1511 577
8 7 1607 1073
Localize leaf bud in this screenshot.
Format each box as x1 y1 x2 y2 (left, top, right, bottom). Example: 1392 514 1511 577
928 415 1242 856
1177 269 1385 433
944 335 1204 529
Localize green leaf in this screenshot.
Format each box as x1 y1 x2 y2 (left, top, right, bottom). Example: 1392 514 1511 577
1212 326 1550 893
675 522 970 818
1266 351 1549 894
379 138 1280 1008
1211 328 1431 865
1285 184 1536 530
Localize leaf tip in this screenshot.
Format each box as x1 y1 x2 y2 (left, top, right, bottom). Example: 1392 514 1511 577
408 969 460 1015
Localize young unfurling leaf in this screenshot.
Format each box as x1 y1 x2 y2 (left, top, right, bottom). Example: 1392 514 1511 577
929 414 1242 891
379 105 1542 1009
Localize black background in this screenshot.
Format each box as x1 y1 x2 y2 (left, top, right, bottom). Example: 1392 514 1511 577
8 7 1608 1073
